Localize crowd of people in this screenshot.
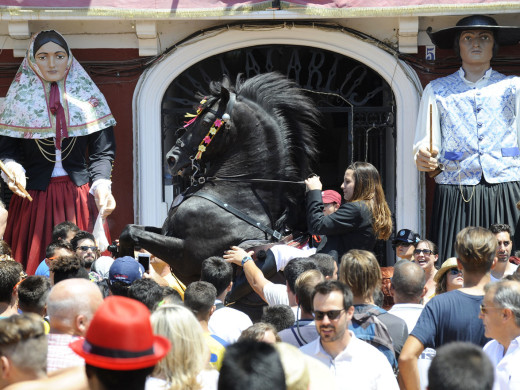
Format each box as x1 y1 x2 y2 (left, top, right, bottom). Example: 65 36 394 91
1 13 520 390
1 220 519 390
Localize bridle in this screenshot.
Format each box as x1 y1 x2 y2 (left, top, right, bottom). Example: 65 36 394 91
177 91 309 241
186 92 307 187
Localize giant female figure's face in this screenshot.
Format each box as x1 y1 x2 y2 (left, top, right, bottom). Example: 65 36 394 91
34 41 69 82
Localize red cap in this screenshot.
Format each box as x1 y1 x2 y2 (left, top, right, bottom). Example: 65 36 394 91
321 190 342 205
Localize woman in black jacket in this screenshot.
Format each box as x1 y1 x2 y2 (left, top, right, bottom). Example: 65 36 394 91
305 161 392 261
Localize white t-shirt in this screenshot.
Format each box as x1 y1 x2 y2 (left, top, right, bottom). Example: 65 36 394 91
263 282 289 306
209 301 253 344
490 263 518 283
270 244 316 271
388 303 435 390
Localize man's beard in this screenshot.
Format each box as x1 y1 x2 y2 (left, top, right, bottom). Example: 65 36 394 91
84 257 95 269
319 325 344 342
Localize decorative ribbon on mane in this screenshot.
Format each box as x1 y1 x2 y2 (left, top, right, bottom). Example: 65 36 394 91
193 93 236 160
49 82 68 150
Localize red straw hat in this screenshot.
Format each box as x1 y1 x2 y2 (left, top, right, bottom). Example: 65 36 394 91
70 296 170 371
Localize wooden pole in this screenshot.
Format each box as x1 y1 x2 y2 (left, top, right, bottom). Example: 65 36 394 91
428 103 442 178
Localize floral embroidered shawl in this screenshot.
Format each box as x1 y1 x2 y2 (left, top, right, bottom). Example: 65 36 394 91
0 31 116 139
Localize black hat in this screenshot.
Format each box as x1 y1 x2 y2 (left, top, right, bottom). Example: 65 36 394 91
427 15 520 49
392 229 421 246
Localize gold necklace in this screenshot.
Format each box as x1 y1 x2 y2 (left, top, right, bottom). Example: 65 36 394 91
35 137 77 163
458 170 476 203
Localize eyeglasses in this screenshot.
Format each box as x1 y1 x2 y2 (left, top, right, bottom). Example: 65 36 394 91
414 249 432 255
78 246 98 252
312 309 345 321
480 304 503 315
448 268 462 276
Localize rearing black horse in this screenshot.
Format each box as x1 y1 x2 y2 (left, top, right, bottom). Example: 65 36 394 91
119 72 319 283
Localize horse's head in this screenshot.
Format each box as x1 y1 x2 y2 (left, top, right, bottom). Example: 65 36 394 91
166 78 235 177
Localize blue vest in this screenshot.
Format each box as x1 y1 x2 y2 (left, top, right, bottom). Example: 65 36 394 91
432 70 520 185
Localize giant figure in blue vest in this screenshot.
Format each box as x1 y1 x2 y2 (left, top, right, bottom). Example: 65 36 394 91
414 15 520 261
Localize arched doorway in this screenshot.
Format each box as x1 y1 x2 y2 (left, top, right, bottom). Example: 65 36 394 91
133 26 422 265
162 44 396 264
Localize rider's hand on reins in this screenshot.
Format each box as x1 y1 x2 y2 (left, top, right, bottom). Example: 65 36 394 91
305 174 322 192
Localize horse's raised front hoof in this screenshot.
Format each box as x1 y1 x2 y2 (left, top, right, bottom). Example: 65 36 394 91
118 224 139 257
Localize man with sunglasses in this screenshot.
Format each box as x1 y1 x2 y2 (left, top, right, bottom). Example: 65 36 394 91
489 224 518 282
480 280 520 389
71 230 99 272
299 280 398 390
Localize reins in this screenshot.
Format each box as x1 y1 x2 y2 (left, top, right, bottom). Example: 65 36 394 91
208 175 306 185
189 156 306 186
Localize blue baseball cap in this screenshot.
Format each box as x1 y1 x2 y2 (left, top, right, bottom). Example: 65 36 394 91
109 256 145 285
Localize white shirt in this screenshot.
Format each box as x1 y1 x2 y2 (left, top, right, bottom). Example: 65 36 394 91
388 303 424 334
387 303 435 390
269 244 316 271
208 300 253 344
490 263 518 283
263 282 289 306
484 336 520 390
299 331 398 390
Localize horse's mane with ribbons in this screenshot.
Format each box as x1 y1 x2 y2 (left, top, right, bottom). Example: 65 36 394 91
196 72 321 232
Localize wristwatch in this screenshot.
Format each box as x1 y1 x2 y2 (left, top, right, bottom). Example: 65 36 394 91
241 256 253 266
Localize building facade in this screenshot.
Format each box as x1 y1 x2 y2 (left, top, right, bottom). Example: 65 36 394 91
0 1 519 264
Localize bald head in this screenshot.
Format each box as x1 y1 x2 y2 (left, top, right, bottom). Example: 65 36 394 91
391 260 426 304
47 278 103 335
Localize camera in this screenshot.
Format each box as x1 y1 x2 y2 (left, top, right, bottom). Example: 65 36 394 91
107 240 119 258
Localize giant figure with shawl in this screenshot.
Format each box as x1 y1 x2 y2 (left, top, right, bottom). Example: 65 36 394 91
414 16 520 261
0 30 116 274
